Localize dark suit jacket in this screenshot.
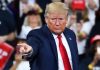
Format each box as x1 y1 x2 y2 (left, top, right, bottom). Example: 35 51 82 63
27 25 79 70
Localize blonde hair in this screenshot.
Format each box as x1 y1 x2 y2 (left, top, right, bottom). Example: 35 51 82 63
45 2 69 17
23 15 42 26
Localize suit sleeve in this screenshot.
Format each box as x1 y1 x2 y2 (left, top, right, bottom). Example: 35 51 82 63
26 30 41 60
71 30 79 68
72 30 79 55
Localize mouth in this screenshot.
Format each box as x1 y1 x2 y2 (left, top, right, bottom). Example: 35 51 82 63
54 26 61 29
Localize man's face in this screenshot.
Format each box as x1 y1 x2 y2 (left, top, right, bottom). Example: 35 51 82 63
45 12 67 34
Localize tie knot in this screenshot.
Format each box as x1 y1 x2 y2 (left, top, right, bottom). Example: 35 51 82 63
57 35 62 39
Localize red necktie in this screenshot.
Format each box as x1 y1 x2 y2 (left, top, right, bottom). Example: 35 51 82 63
57 35 71 70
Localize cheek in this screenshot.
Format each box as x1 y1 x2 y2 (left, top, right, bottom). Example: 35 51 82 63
47 20 54 27
61 22 66 28
48 23 54 29
47 23 56 31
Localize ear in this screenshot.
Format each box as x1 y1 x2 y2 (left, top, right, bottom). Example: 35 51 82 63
45 17 48 24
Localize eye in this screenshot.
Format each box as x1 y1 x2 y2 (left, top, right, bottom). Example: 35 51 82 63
59 18 64 20
51 18 56 20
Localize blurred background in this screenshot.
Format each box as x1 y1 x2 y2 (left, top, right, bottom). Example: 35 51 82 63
0 0 100 70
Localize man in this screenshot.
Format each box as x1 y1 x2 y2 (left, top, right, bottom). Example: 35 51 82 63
0 8 16 42
0 4 16 69
18 2 79 70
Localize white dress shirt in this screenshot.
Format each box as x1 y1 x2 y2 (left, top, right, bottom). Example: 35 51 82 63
53 33 73 70
16 61 30 70
18 25 41 39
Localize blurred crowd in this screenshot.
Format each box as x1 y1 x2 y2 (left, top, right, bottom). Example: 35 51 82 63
0 0 100 70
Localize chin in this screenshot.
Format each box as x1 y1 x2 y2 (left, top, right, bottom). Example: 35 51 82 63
53 30 63 35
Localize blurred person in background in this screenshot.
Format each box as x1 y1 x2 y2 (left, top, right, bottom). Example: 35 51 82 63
18 3 42 39
0 0 17 46
18 0 42 35
0 1 16 43
7 0 19 34
13 5 42 70
79 35 100 70
67 13 77 33
20 0 36 17
85 0 100 55
8 0 40 35
69 0 99 63
86 0 99 26
79 0 99 42
66 0 86 24
10 39 30 70
0 1 16 70
19 0 31 35
9 50 22 70
65 0 99 35
67 0 99 59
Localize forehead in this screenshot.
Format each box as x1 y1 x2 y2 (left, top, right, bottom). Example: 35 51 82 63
48 12 67 18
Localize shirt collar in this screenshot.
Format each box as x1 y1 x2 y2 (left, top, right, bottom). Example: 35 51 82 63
52 33 64 39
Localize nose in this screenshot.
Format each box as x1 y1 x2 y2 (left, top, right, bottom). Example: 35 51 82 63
55 19 60 25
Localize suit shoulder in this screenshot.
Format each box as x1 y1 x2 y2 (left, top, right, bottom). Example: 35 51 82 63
65 28 76 38
30 28 42 34
27 28 42 37
65 28 75 34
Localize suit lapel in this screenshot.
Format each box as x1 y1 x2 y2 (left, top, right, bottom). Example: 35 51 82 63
63 28 77 70
63 29 73 53
42 25 58 63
